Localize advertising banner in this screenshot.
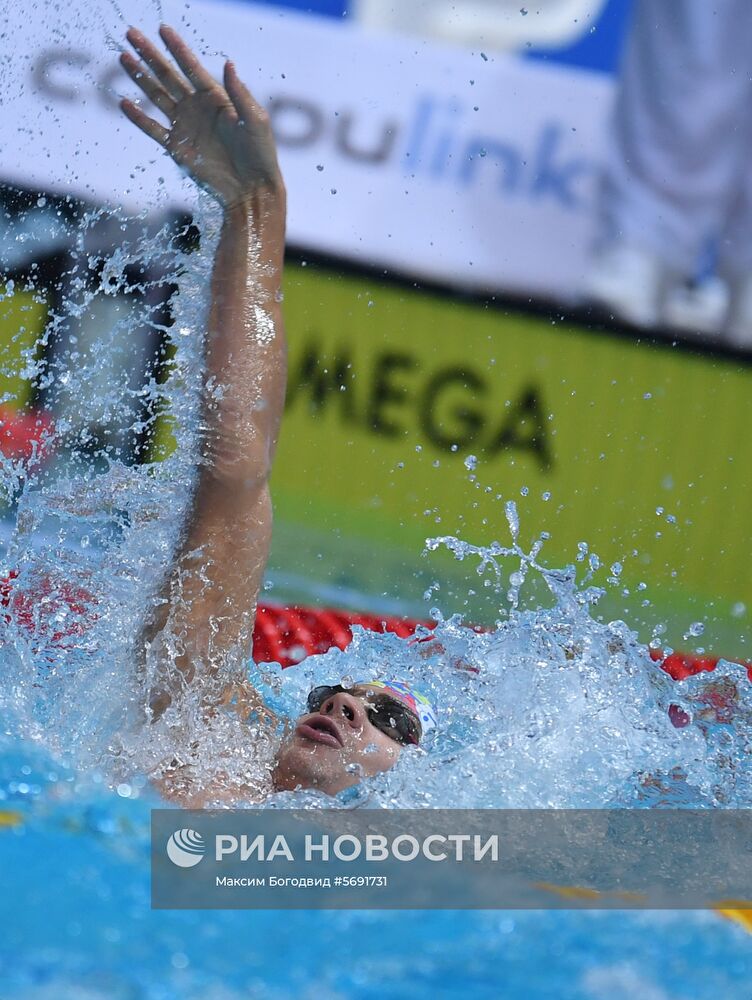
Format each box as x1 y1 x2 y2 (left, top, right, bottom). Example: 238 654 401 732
269 261 752 652
0 0 609 302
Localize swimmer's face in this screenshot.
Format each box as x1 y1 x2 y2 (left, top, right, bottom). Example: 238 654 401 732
272 684 410 796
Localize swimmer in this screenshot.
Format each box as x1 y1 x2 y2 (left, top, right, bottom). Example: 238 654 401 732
118 27 437 804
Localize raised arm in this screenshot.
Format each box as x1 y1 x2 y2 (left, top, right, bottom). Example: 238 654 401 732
120 27 286 716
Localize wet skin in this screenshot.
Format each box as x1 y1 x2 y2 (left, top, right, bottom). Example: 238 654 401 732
273 685 412 795
117 29 407 806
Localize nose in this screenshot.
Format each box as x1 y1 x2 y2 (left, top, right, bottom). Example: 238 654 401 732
318 691 367 730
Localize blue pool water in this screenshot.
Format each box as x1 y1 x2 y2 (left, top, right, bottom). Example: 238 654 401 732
1 746 751 998
1 10 752 994
3 508 752 996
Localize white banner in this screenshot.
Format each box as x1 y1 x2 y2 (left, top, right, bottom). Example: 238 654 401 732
0 0 611 301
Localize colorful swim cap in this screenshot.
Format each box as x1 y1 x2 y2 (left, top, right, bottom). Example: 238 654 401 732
359 679 438 737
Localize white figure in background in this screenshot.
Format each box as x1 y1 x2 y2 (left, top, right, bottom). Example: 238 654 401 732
586 0 752 346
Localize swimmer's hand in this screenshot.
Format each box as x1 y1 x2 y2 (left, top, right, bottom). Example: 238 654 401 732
120 26 284 210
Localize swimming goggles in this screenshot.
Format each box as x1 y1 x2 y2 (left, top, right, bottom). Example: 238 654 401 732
306 684 422 746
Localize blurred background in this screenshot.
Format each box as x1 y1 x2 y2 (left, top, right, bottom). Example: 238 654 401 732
2 0 751 657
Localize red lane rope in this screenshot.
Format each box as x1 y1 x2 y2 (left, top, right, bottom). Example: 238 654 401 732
251 603 424 664
647 647 752 683
0 407 55 463
2 573 749 684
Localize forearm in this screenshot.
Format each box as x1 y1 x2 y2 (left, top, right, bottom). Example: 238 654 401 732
202 189 287 486
120 28 289 733
142 191 287 714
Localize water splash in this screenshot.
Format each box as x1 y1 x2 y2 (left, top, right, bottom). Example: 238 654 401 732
2 262 751 810
2 4 751 997
234 515 751 811
0 191 220 771
0 0 748 819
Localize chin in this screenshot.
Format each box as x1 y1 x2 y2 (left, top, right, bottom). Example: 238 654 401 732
272 741 357 796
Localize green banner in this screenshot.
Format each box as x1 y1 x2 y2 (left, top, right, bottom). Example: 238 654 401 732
270 262 752 656
2 259 749 656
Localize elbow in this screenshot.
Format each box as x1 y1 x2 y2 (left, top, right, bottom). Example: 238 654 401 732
205 425 274 490
209 455 273 492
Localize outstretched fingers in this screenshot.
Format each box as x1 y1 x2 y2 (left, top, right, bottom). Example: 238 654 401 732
120 98 170 147
223 61 264 124
126 26 190 102
159 24 218 93
120 51 174 117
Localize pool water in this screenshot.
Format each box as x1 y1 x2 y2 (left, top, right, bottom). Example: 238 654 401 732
1 31 752 996
3 502 752 997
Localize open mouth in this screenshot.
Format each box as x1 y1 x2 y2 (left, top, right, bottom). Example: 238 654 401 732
296 715 344 748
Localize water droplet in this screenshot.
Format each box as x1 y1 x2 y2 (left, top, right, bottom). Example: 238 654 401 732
504 500 519 540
